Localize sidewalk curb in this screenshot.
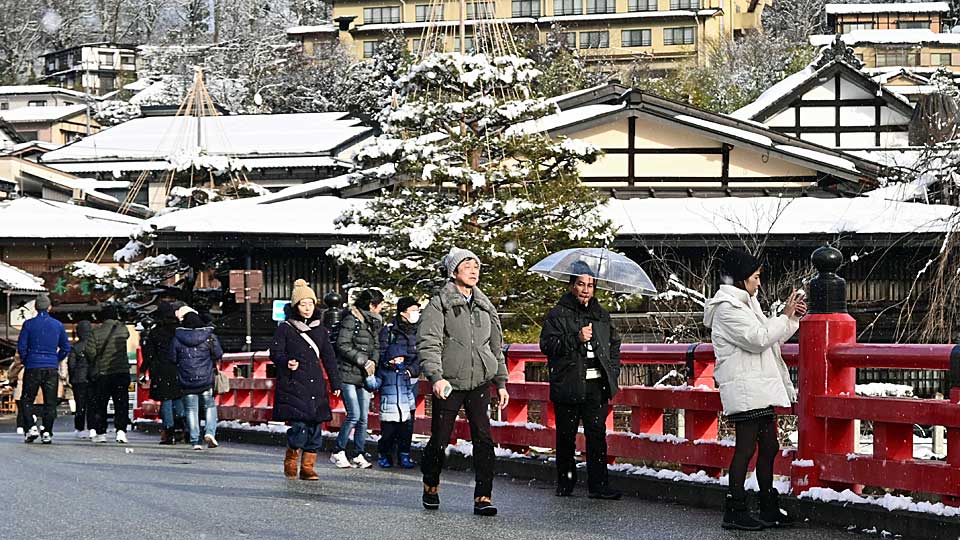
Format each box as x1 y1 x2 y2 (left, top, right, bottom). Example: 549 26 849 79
136 422 960 540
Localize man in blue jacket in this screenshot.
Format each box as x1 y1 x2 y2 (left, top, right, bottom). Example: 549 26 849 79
17 294 71 444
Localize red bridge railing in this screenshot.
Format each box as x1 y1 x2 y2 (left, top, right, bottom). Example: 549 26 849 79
133 247 960 505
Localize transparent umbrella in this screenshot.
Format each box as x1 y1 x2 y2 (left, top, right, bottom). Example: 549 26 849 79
528 247 657 295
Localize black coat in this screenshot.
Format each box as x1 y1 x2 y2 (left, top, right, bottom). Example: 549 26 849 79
67 320 93 385
141 322 182 401
539 293 622 404
336 307 382 387
270 313 342 423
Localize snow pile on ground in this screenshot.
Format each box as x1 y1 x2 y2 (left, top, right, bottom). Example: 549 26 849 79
446 440 530 459
489 420 547 430
800 487 960 517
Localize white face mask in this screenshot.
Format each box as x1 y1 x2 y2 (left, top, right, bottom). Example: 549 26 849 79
406 311 421 324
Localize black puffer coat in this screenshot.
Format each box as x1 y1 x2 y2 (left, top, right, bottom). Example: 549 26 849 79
141 320 182 401
67 320 93 385
336 307 382 387
539 293 622 404
270 307 342 423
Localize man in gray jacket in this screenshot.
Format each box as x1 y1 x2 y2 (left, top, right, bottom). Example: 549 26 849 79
418 247 509 517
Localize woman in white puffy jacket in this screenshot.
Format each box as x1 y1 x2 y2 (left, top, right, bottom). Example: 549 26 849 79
703 249 806 531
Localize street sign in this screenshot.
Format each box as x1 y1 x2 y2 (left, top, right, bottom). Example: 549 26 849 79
272 300 288 322
229 270 263 304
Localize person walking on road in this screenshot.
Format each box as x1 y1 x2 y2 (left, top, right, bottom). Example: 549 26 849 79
16 294 70 444
270 279 342 480
539 262 622 500
703 249 805 530
66 320 94 439
141 302 183 445
375 296 421 469
170 306 223 451
331 288 384 469
86 305 131 444
418 247 509 517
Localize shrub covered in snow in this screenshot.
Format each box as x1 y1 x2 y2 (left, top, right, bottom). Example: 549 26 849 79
330 51 617 339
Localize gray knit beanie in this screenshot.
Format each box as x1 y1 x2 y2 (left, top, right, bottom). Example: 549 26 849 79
443 247 481 279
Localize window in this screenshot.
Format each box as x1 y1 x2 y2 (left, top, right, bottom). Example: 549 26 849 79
98 52 114 66
101 75 116 91
587 0 615 13
466 2 495 18
554 0 579 15
897 21 929 30
579 30 609 49
412 38 424 52
363 6 401 23
931 52 953 66
0 102 7 110
622 29 652 47
841 22 874 33
415 4 444 21
875 49 920 67
17 131 38 141
561 32 576 48
628 0 656 11
512 0 540 17
363 41 381 58
120 54 135 65
453 36 477 52
663 26 695 45
27 100 47 107
670 0 697 9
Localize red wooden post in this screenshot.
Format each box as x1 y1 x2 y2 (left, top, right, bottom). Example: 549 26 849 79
503 346 528 423
793 247 858 495
631 406 663 435
683 344 721 477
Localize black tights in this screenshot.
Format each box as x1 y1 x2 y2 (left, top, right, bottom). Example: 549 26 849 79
728 415 779 498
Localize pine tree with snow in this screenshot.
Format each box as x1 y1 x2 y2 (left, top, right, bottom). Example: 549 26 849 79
329 52 617 340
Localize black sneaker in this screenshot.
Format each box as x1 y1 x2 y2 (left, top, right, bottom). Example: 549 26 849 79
473 497 497 516
422 484 439 510
588 489 622 500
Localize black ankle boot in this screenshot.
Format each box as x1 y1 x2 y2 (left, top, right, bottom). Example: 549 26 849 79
722 494 764 531
758 488 796 527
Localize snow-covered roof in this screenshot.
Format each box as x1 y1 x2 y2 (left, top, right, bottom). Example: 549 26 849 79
147 193 367 236
0 261 45 293
0 85 96 100
286 24 338 34
151 191 958 239
731 59 913 122
47 155 350 174
811 29 960 46
824 2 950 14
40 113 372 163
0 140 61 156
606 196 956 236
0 105 88 123
0 197 142 238
506 103 626 135
539 8 720 23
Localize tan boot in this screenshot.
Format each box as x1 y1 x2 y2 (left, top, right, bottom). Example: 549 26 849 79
300 451 320 481
284 448 301 479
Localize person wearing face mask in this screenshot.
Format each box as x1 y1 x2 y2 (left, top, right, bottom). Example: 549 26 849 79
270 279 342 480
375 296 422 469
703 249 806 531
539 261 622 500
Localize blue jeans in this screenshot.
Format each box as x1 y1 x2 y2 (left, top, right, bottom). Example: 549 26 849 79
182 390 217 445
335 383 371 457
160 398 184 429
287 421 324 452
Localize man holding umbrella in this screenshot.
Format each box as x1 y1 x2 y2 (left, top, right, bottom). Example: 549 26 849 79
539 260 623 500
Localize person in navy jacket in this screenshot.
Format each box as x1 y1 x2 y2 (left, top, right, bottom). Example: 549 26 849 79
270 279 342 481
17 294 70 444
376 296 421 469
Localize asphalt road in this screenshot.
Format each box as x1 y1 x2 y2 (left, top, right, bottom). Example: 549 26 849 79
0 417 871 540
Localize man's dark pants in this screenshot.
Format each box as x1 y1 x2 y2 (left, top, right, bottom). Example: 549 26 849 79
20 368 59 435
554 379 610 494
421 384 495 498
90 373 130 434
